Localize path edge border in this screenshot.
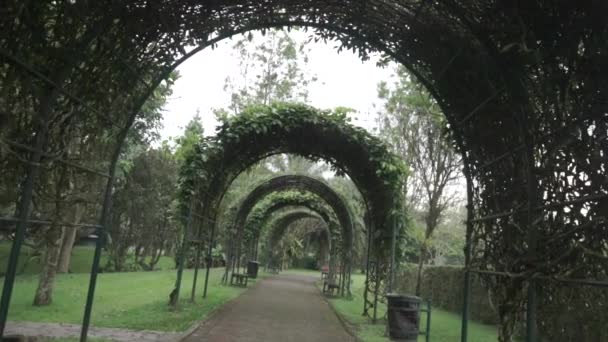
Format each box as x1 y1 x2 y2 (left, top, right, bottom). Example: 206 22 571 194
316 281 364 342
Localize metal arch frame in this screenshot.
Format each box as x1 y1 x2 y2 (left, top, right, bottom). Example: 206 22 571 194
219 192 342 284
230 200 340 271
231 175 354 250
224 175 355 293
263 210 328 272
218 191 348 294
258 206 332 269
2 3 606 342
1 6 478 339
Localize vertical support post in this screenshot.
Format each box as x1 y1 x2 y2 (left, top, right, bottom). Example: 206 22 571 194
203 219 217 298
0 84 57 337
526 280 538 342
426 300 432 342
81 115 134 341
461 164 474 342
362 219 373 316
190 221 202 302
372 263 380 323
388 210 397 293
0 135 47 337
80 198 108 342
522 109 539 342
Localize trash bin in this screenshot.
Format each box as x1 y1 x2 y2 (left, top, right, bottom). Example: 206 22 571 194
385 293 421 341
247 260 260 278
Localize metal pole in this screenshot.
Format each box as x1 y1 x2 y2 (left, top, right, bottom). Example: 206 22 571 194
190 222 203 302
426 300 432 342
526 280 538 342
372 262 380 323
460 165 474 342
80 115 137 341
0 84 57 337
203 220 217 298
388 212 397 293
362 219 373 316
522 109 539 342
0 134 47 337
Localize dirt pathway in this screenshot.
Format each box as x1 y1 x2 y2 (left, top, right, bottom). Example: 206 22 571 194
182 273 354 342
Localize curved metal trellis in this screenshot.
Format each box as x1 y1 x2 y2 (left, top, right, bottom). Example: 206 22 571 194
222 175 355 295
1 2 606 342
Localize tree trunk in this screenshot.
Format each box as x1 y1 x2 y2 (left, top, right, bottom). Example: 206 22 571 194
414 242 426 296
58 204 85 273
34 166 69 306
57 227 77 273
149 248 161 270
33 224 64 305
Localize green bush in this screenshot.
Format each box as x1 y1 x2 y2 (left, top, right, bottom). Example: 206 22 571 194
396 264 608 341
395 265 498 324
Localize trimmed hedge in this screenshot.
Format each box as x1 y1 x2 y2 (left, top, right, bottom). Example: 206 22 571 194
396 265 498 325
396 265 608 341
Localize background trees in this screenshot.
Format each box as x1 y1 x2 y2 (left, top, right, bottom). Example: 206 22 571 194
376 65 464 294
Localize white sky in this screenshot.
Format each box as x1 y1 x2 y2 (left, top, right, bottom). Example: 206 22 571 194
160 30 396 141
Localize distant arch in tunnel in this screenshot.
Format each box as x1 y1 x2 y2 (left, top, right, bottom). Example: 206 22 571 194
228 175 354 273
222 191 342 284
263 210 330 271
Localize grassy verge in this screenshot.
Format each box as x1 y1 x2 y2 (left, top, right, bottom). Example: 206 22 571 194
325 273 498 342
0 243 175 275
2 268 264 331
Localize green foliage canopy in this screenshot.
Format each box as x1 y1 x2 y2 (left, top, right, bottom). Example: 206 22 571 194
179 103 408 259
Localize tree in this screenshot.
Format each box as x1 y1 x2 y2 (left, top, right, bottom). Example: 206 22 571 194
376 65 463 295
224 29 316 114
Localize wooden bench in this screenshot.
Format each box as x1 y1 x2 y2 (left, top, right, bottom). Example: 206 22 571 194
320 265 329 279
230 273 249 287
323 280 340 295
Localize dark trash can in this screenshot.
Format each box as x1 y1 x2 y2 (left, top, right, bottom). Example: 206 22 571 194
247 260 260 278
386 294 421 341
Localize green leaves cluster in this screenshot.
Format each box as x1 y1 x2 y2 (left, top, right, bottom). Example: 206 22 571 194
243 190 341 246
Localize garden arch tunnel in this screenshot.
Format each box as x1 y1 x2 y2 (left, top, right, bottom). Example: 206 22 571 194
221 188 351 295
227 203 334 275
223 174 355 288
263 210 331 272
174 104 407 318
1 2 607 341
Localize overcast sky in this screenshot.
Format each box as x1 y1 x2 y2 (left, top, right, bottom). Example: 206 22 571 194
159 30 396 141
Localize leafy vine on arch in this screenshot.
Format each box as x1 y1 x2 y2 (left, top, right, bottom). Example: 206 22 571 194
225 174 355 270
179 103 408 261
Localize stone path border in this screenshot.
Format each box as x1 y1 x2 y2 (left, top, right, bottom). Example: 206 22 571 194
5 321 182 342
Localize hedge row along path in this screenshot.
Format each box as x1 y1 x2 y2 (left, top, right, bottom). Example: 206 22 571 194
182 274 354 342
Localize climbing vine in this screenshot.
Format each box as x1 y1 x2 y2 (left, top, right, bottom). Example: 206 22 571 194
179 103 408 260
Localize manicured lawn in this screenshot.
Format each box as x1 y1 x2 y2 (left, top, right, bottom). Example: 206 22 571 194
2 268 260 331
326 272 498 342
0 243 175 275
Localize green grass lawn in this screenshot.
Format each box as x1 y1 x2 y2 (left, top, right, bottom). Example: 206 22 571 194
325 272 498 342
0 243 175 275
2 267 260 331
